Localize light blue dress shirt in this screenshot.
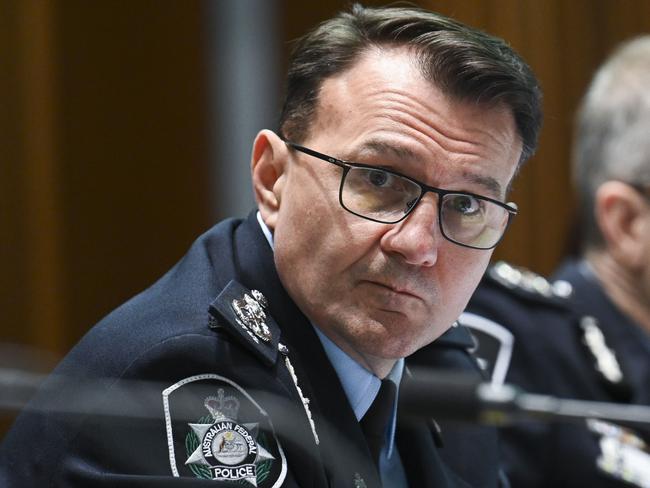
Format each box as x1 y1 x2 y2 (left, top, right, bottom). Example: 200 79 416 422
314 328 409 486
256 212 409 486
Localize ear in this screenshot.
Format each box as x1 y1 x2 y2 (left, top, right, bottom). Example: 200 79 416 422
251 130 289 231
595 181 649 269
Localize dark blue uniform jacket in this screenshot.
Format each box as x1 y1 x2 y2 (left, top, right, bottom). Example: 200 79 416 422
0 212 501 487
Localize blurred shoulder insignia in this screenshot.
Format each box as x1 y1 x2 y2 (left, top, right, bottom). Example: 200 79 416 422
580 316 625 386
588 419 650 487
209 281 280 366
163 374 287 487
353 472 367 488
459 312 514 385
489 261 572 299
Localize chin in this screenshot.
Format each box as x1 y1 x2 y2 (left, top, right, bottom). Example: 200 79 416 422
360 327 429 360
387 321 452 357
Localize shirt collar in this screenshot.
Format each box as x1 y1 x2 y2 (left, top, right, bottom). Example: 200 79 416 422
257 211 274 248
314 327 404 458
313 327 381 419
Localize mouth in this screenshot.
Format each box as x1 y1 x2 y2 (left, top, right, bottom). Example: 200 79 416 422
363 280 423 302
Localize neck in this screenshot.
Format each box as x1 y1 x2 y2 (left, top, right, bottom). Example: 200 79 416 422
327 332 397 378
356 355 397 380
586 250 650 334
341 344 397 379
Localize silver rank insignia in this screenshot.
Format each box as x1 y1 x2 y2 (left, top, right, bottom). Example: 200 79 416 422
185 389 275 486
232 290 272 342
353 472 368 488
580 316 624 385
588 419 650 487
490 261 573 299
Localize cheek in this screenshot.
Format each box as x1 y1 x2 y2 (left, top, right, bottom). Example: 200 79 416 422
439 249 491 306
274 210 385 309
275 212 377 283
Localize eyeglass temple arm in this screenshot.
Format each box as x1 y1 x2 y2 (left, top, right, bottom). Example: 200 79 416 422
283 140 348 170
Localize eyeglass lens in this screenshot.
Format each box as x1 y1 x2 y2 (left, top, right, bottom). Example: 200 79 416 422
341 166 510 249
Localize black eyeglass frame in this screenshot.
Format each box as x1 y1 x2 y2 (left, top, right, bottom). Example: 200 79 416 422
284 140 518 250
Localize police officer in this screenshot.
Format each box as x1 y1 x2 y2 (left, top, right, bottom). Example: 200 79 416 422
464 37 650 487
0 4 541 487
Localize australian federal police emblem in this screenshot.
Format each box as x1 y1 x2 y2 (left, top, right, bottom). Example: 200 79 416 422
185 389 274 484
163 374 287 487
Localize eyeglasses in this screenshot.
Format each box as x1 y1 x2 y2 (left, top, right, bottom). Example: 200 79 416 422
284 140 518 250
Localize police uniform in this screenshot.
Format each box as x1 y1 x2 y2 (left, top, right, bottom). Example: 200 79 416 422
0 212 501 487
463 259 650 487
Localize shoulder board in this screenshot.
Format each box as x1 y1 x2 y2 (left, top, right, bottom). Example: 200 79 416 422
208 280 281 367
485 261 573 306
458 312 514 385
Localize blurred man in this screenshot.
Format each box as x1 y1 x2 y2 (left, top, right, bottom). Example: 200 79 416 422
465 36 650 487
0 4 541 487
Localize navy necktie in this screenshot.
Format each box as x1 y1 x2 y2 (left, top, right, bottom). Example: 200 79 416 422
360 379 396 467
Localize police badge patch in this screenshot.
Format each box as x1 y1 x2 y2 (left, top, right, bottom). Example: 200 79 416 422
163 374 287 487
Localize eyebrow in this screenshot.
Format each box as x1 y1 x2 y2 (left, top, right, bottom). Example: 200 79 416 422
350 139 417 162
346 139 504 197
462 173 503 197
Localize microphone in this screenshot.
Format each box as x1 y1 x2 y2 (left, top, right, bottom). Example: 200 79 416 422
400 369 650 428
0 368 46 412
4 366 650 430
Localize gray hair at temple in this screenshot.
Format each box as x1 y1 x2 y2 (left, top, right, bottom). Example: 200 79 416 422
278 3 542 166
573 36 650 251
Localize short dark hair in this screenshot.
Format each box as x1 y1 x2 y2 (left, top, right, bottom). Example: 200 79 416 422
279 3 542 166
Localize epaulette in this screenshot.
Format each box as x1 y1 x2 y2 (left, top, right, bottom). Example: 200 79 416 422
458 312 513 385
485 261 573 305
207 280 282 367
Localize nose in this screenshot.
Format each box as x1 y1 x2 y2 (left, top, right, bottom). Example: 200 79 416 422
379 194 441 267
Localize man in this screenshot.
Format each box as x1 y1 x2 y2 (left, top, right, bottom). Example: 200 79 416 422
464 37 650 487
0 4 541 487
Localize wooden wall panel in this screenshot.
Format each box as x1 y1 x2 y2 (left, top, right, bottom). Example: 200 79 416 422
55 1 211 349
0 0 211 435
0 0 64 439
0 0 67 353
1 1 32 350
19 0 66 353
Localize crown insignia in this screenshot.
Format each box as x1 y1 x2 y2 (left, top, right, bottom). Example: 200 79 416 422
204 388 241 420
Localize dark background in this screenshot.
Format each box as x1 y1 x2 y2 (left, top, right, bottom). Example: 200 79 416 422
3 0 650 435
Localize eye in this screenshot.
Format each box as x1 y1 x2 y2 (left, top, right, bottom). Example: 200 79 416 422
448 194 481 215
368 169 390 187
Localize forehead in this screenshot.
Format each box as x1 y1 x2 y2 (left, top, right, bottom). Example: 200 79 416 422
308 47 522 194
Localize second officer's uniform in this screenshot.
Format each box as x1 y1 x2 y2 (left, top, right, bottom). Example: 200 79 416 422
464 260 650 487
